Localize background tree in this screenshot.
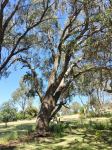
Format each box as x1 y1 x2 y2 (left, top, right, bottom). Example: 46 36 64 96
0 101 17 127
71 102 81 114
12 78 33 119
89 95 102 116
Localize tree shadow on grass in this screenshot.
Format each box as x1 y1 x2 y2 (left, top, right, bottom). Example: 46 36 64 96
0 144 17 150
0 123 36 146
1 120 112 150
51 139 112 150
22 126 112 150
82 129 112 146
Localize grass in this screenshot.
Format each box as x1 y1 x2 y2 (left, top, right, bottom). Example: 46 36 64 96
0 119 36 145
0 116 112 150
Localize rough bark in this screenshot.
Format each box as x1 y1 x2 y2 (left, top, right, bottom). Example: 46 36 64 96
35 59 74 136
36 94 56 136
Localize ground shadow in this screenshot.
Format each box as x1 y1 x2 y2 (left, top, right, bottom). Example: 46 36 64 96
0 144 16 150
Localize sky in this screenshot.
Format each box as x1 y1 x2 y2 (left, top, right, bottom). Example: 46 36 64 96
0 68 26 105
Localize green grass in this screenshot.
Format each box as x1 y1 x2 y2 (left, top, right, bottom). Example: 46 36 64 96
0 117 112 150
0 121 35 145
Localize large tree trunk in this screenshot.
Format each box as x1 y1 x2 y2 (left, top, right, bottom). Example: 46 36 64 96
36 94 57 136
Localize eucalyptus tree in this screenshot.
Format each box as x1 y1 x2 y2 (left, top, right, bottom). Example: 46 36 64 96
0 0 54 77
16 0 112 135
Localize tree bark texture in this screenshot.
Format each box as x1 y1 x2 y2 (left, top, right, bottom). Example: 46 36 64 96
36 94 57 136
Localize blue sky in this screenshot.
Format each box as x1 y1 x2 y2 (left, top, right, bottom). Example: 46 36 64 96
0 67 42 109
0 68 26 105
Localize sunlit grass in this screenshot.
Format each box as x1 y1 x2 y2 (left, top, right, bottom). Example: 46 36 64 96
0 116 112 150
0 120 36 145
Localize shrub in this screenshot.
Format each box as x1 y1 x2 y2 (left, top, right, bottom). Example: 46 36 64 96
94 123 105 130
17 112 25 120
49 122 69 136
0 102 17 127
25 106 38 118
25 114 32 120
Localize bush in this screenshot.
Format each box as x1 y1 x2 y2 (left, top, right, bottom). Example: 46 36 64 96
25 114 32 120
92 122 106 130
25 106 38 118
0 102 17 127
102 112 112 118
49 122 69 136
17 112 25 120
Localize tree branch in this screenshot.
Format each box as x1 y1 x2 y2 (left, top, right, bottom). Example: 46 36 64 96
73 66 112 79
17 58 43 101
1 0 9 9
58 1 82 54
3 0 21 33
0 1 52 72
50 101 65 120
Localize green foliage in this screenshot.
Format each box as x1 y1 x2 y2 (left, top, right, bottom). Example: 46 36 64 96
88 111 112 118
88 121 112 131
16 112 25 120
17 108 37 120
0 102 17 126
25 106 38 118
87 111 96 118
102 112 112 118
79 106 85 114
92 122 106 130
0 0 112 136
0 0 54 77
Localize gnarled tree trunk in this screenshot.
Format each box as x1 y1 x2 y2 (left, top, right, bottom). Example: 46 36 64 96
36 94 57 136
